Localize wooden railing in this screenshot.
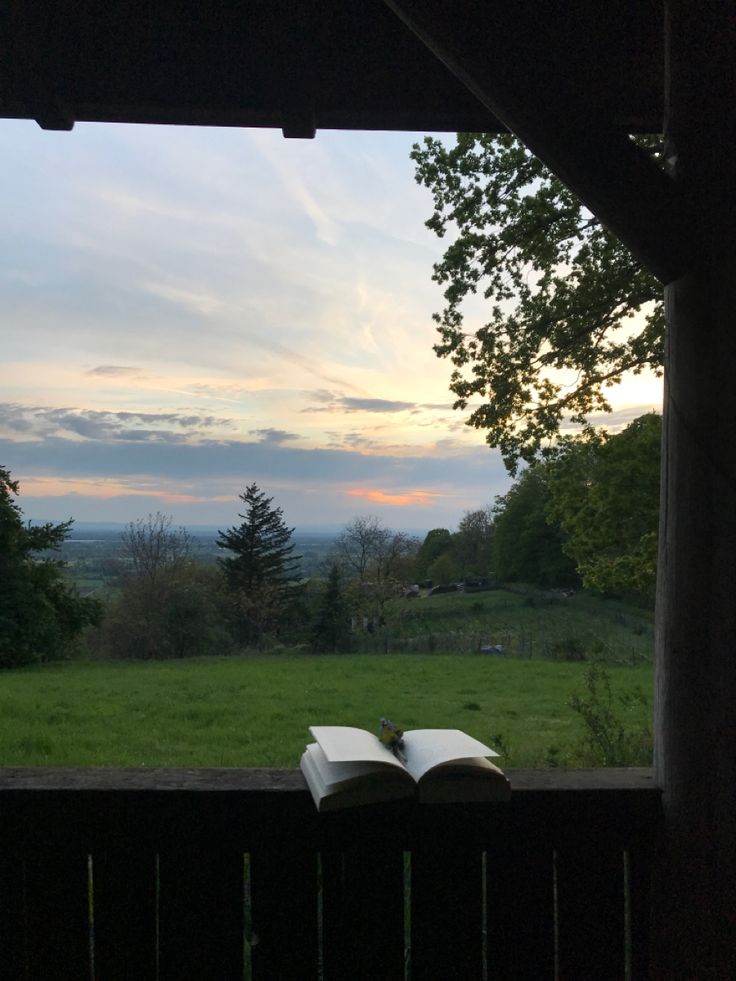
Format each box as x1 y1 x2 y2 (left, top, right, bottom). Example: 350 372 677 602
0 768 660 981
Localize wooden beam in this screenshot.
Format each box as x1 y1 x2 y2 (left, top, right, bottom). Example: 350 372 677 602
269 0 317 139
9 2 74 130
384 0 690 284
653 2 736 976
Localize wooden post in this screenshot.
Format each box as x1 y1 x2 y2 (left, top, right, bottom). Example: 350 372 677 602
654 3 736 976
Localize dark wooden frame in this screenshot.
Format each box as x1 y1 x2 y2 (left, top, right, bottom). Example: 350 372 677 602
0 768 659 981
2 0 735 974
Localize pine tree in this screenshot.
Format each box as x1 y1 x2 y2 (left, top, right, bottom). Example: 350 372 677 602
0 466 101 667
217 484 302 644
311 564 350 654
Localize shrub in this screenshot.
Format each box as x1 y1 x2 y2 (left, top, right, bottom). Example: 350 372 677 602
569 662 652 765
100 562 231 659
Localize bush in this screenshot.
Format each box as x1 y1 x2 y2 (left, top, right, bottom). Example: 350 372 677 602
569 662 652 765
99 562 231 660
548 637 586 661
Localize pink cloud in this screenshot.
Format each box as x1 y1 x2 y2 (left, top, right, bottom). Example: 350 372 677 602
347 488 445 507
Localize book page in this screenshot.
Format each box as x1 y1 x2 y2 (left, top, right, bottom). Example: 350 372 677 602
301 745 414 811
401 729 498 783
306 742 406 789
309 726 406 770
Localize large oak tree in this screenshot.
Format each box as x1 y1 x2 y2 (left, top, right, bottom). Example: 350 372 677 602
411 134 663 472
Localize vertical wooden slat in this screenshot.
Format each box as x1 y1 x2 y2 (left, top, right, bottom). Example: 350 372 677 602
627 844 652 981
0 851 27 980
411 841 483 981
556 843 625 981
158 846 244 981
92 847 157 981
24 849 91 981
485 842 555 980
321 845 405 981
249 842 319 981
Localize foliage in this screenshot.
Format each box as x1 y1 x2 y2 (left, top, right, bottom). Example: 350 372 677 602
546 414 661 600
311 564 351 654
332 516 418 617
411 133 663 471
354 584 653 663
493 467 579 587
121 512 192 586
100 510 228 660
0 466 101 668
453 506 494 580
416 511 493 584
217 484 303 644
427 552 458 586
415 528 453 579
569 662 652 766
101 561 231 660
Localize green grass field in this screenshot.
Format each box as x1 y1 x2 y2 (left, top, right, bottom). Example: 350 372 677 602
374 587 654 660
0 653 652 768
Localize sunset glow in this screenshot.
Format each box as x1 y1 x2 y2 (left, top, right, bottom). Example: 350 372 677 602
0 123 661 530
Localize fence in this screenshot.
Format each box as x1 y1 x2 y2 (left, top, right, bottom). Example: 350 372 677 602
0 767 660 980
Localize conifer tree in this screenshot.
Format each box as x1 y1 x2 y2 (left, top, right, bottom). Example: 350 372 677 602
0 466 101 667
311 563 350 654
217 484 302 644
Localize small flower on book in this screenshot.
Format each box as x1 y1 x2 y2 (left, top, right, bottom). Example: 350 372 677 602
379 718 406 761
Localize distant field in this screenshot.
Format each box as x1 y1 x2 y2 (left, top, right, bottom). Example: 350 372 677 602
374 587 654 661
0 654 652 768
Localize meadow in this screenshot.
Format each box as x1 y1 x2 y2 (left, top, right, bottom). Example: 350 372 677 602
366 587 654 660
0 652 652 768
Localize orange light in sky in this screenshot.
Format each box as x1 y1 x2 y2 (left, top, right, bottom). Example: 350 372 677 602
347 488 445 507
19 477 232 505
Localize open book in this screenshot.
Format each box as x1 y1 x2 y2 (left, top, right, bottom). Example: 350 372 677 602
300 725 511 811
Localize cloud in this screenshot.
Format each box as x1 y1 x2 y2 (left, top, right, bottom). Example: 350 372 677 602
304 391 417 414
86 365 140 377
250 428 300 445
249 130 340 246
0 403 231 442
142 280 224 316
0 432 509 488
563 405 661 430
347 488 447 507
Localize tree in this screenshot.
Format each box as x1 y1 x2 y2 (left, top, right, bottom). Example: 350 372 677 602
427 552 457 586
453 507 495 580
493 467 579 588
121 512 192 587
311 564 351 654
217 484 302 644
332 516 418 618
415 528 453 579
411 134 663 472
104 512 227 660
546 413 661 600
0 466 101 667
102 561 231 660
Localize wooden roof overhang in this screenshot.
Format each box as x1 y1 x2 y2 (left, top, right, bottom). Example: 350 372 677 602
2 0 687 282
3 1 664 136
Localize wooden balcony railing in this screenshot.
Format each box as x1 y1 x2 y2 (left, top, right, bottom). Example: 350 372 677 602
0 768 659 981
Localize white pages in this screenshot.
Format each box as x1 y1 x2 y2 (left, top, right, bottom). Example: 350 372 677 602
309 725 498 782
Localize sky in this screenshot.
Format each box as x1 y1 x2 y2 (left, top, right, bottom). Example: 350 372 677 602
0 121 662 531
